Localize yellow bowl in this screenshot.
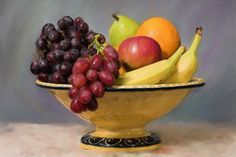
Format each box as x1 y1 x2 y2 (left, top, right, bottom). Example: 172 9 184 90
35 78 205 152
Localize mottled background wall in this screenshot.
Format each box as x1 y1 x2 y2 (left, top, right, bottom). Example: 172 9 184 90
0 0 235 124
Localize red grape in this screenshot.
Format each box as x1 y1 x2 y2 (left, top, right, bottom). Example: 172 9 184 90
70 97 84 113
60 62 72 76
86 69 98 81
68 86 80 99
78 86 92 104
90 54 103 70
103 58 119 78
89 81 105 98
86 98 98 111
74 17 84 26
72 59 90 74
72 73 87 88
103 45 119 62
98 70 115 86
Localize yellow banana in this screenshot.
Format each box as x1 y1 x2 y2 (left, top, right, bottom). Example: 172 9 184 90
115 46 185 85
163 27 203 83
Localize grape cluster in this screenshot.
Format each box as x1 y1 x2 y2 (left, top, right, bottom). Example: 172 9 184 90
30 16 106 83
69 45 120 113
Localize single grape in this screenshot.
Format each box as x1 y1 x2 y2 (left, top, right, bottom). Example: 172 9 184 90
60 62 72 76
86 98 98 111
48 30 61 42
38 73 49 82
72 73 87 88
57 19 67 30
74 17 84 27
42 23 55 37
103 45 119 62
98 70 115 87
39 59 50 73
68 86 80 99
70 97 84 113
51 43 60 50
89 81 104 98
97 34 105 44
30 60 40 75
62 16 73 27
59 40 71 51
46 51 57 64
85 32 95 43
63 49 80 62
86 69 98 81
36 38 47 50
90 54 103 70
68 29 81 39
78 86 92 104
52 63 60 73
103 58 119 78
51 71 66 84
72 58 90 74
71 38 82 49
79 22 89 33
53 50 64 63
80 48 90 57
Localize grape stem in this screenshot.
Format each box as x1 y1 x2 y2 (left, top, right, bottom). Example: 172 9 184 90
88 34 105 56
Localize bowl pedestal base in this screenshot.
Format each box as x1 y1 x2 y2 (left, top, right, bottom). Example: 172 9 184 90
80 129 161 152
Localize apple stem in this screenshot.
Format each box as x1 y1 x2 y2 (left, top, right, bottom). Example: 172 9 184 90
112 14 119 21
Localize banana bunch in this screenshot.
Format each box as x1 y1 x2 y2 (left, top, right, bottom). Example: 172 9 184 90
115 27 202 85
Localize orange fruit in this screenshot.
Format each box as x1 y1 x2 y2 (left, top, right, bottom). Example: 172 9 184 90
136 17 180 59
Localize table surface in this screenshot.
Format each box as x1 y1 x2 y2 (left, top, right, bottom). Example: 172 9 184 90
0 122 235 157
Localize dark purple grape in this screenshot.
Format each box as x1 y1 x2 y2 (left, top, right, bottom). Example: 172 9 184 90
60 62 72 76
78 86 92 104
80 48 90 57
39 59 50 73
74 17 84 27
80 36 88 45
89 81 104 98
103 45 119 62
85 32 95 43
71 38 82 49
79 22 89 33
86 98 98 111
70 97 84 113
36 39 47 50
62 16 73 27
48 30 61 42
48 74 53 82
51 71 66 84
103 58 119 78
38 73 49 82
89 48 97 56
52 63 60 73
46 51 56 64
90 54 103 70
86 69 98 81
30 60 40 75
42 23 55 37
98 70 115 87
57 19 67 30
68 29 80 39
51 43 60 50
97 34 105 44
63 49 80 62
53 50 64 63
68 87 80 99
59 40 71 51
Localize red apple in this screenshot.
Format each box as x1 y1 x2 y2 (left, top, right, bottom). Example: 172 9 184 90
118 36 162 70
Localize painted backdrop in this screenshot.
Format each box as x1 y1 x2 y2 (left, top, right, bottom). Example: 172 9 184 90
0 0 235 124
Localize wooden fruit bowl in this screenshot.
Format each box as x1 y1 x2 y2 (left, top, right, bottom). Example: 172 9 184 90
35 78 205 152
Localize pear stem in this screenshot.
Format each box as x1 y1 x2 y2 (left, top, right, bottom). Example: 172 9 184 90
112 14 119 21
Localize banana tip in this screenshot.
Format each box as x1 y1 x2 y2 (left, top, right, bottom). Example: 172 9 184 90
196 26 203 36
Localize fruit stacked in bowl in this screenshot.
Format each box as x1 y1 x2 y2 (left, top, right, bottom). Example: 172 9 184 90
30 15 204 152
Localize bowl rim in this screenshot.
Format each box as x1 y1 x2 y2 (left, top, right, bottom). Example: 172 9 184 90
35 77 205 91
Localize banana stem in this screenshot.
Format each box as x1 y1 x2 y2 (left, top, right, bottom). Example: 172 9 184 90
190 27 203 56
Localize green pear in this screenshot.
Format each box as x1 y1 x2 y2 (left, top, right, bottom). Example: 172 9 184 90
109 14 139 47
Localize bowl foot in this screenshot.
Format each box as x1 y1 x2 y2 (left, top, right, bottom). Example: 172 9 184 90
80 133 161 152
